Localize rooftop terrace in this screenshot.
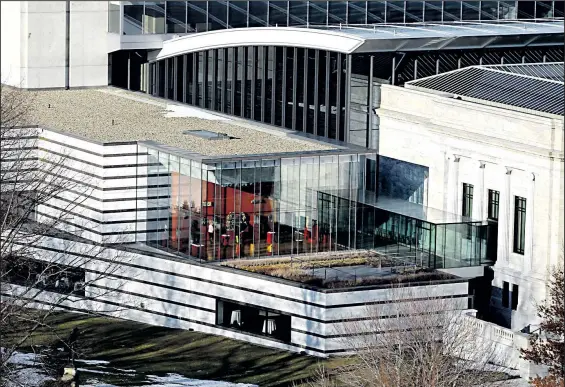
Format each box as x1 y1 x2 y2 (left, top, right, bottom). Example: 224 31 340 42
28 88 335 156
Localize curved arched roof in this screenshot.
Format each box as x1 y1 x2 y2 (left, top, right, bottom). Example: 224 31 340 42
156 21 564 61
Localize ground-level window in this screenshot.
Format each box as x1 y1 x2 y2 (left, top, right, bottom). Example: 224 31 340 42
502 281 509 308
513 196 526 255
216 300 291 343
511 284 519 310
487 189 500 221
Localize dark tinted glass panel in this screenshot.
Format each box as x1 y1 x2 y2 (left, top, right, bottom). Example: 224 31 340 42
235 47 244 115
555 0 565 17
488 190 500 221
424 1 443 21
284 48 295 129
228 1 248 28
443 1 461 20
255 46 264 120
157 61 165 97
317 51 327 136
124 4 143 34
513 196 526 255
245 47 253 118
167 1 187 33
265 46 274 123
502 281 509 308
328 1 347 23
206 51 213 108
176 55 184 102
269 1 288 26
481 1 499 19
499 1 518 19
249 1 268 27
289 1 307 25
305 49 316 134
216 50 223 109
295 48 305 131
187 1 209 32
367 1 386 23
186 53 194 104
462 2 480 20
536 1 554 17
208 1 228 30
405 1 424 22
517 1 535 18
274 46 284 126
511 284 519 310
386 1 405 23
348 2 367 24
226 48 233 114
309 1 328 25
197 51 204 105
462 183 473 218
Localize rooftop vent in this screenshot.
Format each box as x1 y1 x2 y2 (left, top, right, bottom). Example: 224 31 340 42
183 130 238 140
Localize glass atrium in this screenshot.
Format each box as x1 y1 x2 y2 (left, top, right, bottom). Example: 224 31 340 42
138 143 488 268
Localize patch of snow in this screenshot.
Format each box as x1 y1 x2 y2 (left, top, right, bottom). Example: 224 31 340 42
146 373 257 387
114 367 137 373
75 359 110 365
5 367 54 387
164 104 231 121
6 351 42 366
82 373 258 387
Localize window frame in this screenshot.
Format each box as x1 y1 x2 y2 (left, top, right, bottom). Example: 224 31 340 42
462 183 474 218
487 189 500 221
513 196 526 255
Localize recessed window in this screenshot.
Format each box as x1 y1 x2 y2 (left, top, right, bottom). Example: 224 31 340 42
502 281 509 308
216 300 291 343
513 196 526 255
511 284 519 310
488 189 500 221
462 183 474 239
462 183 474 218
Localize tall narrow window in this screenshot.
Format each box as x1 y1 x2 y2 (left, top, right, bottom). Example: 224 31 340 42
502 281 509 308
462 183 473 217
511 284 519 310
488 189 500 221
513 196 526 254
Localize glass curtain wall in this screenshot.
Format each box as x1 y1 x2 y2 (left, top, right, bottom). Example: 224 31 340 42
118 1 561 34
152 47 348 142
319 190 487 268
138 147 374 261
150 45 563 148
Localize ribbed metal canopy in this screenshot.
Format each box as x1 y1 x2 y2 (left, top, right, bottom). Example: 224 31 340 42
405 62 564 116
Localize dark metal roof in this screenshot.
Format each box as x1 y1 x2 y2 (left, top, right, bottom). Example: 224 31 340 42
405 62 564 116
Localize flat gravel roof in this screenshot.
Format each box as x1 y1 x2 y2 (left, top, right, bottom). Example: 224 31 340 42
28 88 335 156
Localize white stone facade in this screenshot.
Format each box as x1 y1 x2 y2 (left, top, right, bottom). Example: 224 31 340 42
376 84 564 331
0 1 109 88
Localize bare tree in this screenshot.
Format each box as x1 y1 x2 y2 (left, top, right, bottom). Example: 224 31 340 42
311 284 512 387
1 84 130 385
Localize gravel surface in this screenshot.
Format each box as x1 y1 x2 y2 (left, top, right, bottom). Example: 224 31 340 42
27 88 334 156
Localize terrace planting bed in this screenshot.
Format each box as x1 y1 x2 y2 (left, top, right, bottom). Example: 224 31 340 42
222 253 458 289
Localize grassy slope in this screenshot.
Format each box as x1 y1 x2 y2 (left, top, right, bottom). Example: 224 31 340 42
5 312 348 386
